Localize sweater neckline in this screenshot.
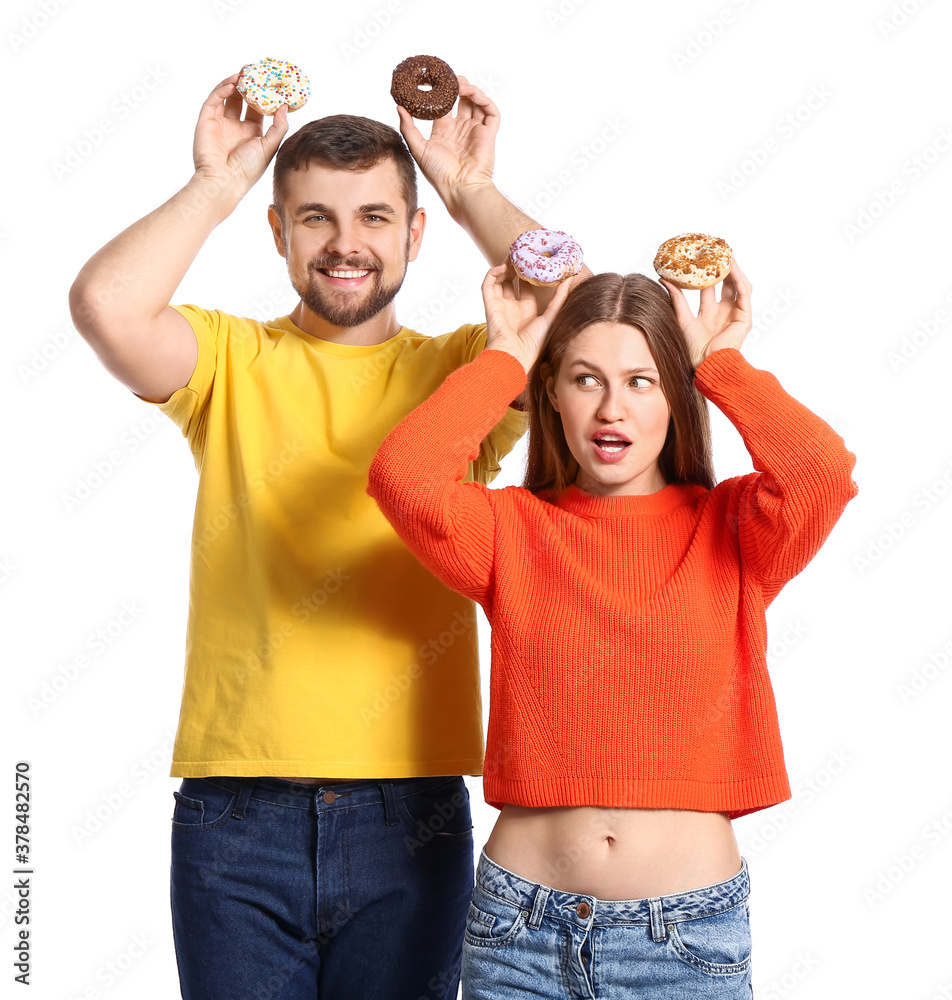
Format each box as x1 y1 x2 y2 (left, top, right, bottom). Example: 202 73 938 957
554 483 704 517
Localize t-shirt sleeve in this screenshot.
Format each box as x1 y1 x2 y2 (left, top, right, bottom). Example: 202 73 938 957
461 324 528 486
695 348 858 602
154 304 221 464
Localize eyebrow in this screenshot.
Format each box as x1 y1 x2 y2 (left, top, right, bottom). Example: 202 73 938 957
293 202 399 217
567 359 660 377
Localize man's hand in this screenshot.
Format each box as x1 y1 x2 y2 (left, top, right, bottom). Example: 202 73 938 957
660 262 753 368
70 72 291 403
193 75 289 194
398 73 592 322
397 77 498 213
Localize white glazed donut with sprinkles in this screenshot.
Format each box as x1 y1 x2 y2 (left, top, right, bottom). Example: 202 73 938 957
509 229 584 287
236 58 310 115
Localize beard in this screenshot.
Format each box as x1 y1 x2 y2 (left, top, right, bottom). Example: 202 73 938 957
292 253 407 328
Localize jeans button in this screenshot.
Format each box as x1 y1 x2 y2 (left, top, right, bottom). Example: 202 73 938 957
323 791 337 804
576 901 591 919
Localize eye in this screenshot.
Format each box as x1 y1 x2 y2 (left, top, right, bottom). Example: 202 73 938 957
573 374 600 388
630 376 654 389
303 214 327 224
363 214 387 223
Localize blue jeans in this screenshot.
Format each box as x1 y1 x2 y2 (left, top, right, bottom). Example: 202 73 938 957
170 775 475 999
462 849 752 999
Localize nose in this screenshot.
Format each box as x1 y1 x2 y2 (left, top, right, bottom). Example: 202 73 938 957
597 384 624 423
325 220 364 260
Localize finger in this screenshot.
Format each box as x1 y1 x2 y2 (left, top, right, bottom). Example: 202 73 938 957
726 259 752 300
458 79 498 118
455 78 475 121
727 263 752 322
457 79 499 127
699 284 716 312
486 263 508 286
210 74 240 96
200 77 239 118
396 106 427 161
262 105 290 155
456 74 472 110
223 89 245 120
243 106 265 129
484 269 518 316
482 263 507 299
540 274 576 320
659 278 695 328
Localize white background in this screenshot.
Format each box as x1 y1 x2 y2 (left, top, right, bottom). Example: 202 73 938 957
3 0 951 996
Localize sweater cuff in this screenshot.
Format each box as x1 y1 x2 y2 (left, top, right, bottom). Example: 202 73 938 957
693 347 748 393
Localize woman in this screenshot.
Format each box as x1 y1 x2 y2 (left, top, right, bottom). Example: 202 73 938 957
368 261 857 997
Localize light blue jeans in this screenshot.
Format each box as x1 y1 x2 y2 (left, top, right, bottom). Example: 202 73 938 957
462 849 752 999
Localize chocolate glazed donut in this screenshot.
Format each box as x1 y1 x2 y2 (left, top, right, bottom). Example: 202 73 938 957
391 55 459 120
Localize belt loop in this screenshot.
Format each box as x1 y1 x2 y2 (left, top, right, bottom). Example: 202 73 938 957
527 884 549 929
231 778 255 820
648 898 666 942
379 781 399 826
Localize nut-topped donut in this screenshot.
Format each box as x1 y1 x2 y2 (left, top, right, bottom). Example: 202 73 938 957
509 229 584 287
236 58 310 115
653 234 732 289
390 54 459 120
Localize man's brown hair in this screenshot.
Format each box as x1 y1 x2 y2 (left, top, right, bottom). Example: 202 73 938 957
272 115 418 216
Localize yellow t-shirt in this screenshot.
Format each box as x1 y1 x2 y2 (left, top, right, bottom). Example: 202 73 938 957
158 308 526 778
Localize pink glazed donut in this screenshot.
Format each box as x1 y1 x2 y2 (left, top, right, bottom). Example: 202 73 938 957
509 229 584 286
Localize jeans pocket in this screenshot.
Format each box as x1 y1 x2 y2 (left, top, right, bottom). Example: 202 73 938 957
667 901 752 975
464 889 527 949
397 778 474 843
171 779 237 831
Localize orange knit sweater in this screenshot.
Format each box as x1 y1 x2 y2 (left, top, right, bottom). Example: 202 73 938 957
368 348 857 818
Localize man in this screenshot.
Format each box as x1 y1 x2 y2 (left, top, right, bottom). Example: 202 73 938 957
69 71 572 999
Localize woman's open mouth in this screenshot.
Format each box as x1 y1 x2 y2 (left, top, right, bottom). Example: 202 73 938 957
591 433 631 463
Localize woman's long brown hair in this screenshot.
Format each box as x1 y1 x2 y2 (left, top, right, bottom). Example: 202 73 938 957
524 273 715 497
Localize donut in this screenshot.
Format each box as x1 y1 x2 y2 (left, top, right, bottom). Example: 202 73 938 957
236 58 310 115
653 233 732 290
509 229 584 287
390 55 459 120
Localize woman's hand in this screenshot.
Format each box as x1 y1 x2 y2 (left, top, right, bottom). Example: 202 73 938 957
659 261 752 368
482 265 577 374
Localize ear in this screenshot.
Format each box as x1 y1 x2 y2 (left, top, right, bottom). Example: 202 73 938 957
543 365 560 412
268 205 287 258
407 207 426 263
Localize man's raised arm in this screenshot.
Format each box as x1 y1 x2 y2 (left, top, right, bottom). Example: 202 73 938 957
69 75 288 403
397 77 593 311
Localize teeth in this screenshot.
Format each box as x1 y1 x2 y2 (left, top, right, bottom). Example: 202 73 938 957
326 269 370 278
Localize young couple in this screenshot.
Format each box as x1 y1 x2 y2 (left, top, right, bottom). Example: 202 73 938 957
72 68 856 999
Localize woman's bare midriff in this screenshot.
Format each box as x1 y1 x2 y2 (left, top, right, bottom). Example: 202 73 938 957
483 804 741 901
